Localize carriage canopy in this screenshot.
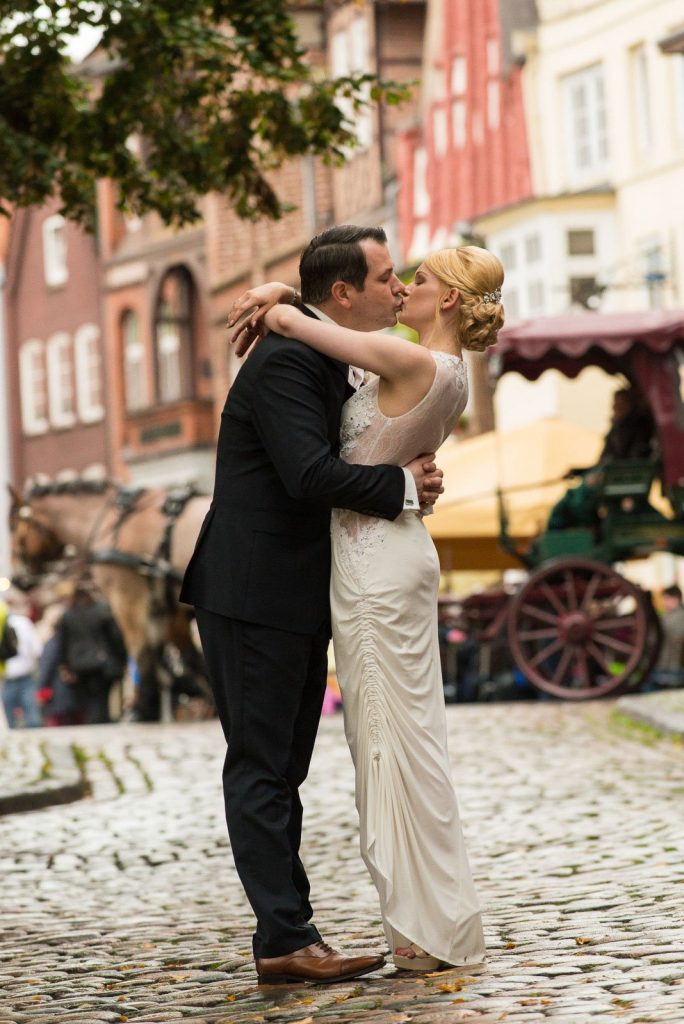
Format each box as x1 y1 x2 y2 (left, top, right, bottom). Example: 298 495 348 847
491 309 684 381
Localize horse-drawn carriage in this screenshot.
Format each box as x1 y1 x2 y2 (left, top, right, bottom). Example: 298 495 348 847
460 309 684 700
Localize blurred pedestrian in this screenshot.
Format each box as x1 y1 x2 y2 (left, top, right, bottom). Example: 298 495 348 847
0 589 42 729
35 604 85 727
59 582 128 724
651 585 684 690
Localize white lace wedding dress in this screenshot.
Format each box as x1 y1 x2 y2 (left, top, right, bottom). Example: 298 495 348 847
331 351 485 966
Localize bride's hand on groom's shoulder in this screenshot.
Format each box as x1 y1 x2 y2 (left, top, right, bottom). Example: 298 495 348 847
226 282 296 357
227 307 266 357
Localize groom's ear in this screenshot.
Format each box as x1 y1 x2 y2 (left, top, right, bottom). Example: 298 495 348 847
330 280 353 309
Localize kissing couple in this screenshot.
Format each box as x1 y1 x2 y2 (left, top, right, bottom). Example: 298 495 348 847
181 224 505 984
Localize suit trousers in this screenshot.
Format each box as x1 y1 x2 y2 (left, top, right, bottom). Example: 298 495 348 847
195 608 329 959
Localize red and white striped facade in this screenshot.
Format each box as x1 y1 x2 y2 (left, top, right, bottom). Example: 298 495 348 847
396 0 535 265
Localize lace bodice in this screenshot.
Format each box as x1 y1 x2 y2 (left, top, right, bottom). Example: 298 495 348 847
339 350 467 467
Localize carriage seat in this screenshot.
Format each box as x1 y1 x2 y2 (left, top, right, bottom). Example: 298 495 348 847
595 458 659 500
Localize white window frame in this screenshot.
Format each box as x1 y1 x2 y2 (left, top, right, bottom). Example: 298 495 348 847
122 310 148 411
562 64 609 181
42 214 68 287
46 331 76 429
19 339 49 435
74 323 105 423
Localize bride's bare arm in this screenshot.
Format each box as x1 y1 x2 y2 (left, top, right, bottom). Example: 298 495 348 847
263 304 435 384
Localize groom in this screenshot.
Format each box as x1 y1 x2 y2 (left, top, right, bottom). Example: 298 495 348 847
180 225 443 984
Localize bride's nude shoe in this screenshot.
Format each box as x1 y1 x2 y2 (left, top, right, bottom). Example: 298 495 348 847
393 943 442 971
392 931 443 971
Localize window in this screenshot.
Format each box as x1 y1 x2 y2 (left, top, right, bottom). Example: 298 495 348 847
42 215 68 287
525 235 542 263
19 340 48 435
46 332 76 428
451 100 467 148
433 107 448 156
567 229 596 255
451 55 467 94
349 17 372 149
331 19 372 153
155 268 194 404
74 324 104 423
527 280 545 313
413 147 430 218
632 45 652 156
569 276 600 309
122 311 148 411
562 64 609 178
450 53 467 148
486 38 500 75
500 242 517 271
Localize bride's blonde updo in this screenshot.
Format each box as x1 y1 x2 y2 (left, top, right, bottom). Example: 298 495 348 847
424 245 505 353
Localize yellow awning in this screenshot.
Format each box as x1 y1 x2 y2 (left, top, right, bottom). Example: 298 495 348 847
427 418 604 571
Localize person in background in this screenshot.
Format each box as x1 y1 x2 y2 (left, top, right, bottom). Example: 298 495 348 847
35 603 85 727
0 589 42 728
547 386 655 531
651 585 684 690
59 582 128 725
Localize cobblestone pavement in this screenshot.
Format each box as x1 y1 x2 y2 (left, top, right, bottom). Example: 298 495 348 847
1 702 683 1024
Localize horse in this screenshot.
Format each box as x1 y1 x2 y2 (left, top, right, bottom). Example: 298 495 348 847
8 477 213 719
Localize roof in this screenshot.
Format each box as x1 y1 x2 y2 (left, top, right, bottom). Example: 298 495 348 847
491 309 684 380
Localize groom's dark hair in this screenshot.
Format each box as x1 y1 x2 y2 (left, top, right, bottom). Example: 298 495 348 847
299 225 387 305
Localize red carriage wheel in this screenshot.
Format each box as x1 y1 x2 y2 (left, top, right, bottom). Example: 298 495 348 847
507 558 650 700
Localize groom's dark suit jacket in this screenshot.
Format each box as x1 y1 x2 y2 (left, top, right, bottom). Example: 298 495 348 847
180 308 405 635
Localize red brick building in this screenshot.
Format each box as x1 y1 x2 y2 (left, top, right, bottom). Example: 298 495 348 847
4 200 111 488
96 181 215 489
396 0 536 264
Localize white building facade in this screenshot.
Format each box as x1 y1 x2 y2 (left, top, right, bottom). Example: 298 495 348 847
475 0 684 433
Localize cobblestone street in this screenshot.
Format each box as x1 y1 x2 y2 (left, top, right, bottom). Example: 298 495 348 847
1 701 683 1024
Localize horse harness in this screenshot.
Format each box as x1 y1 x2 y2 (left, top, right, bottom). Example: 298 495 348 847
88 484 198 585
14 483 198 590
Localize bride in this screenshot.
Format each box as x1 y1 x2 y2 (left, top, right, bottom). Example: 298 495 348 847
229 245 504 971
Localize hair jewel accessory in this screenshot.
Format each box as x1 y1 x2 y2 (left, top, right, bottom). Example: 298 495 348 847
482 288 502 303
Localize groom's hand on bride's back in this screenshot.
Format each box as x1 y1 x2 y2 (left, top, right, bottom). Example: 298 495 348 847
406 453 444 509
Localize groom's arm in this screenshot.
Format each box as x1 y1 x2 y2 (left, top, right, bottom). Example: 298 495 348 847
251 342 405 519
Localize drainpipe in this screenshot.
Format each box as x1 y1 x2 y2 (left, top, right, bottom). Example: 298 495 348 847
0 264 11 578
0 263 11 734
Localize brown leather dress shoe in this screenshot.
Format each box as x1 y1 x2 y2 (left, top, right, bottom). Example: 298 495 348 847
255 940 385 985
